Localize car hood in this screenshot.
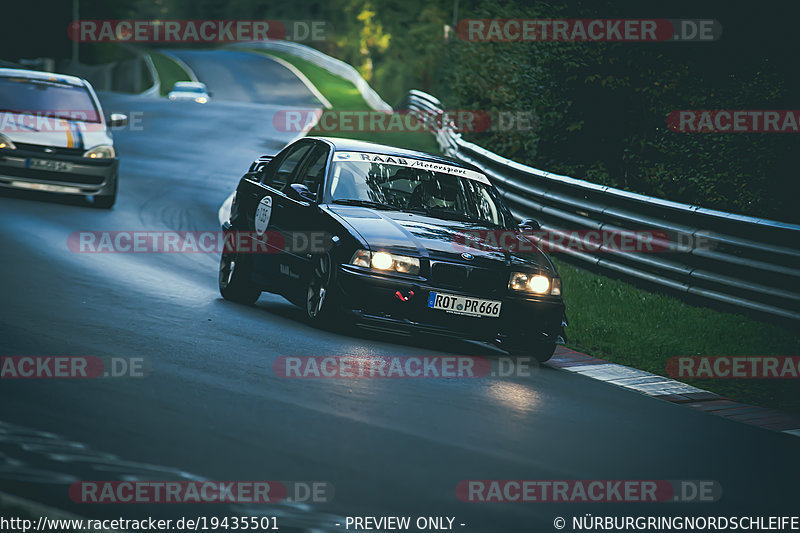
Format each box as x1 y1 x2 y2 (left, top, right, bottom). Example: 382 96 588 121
327 205 555 273
0 111 111 150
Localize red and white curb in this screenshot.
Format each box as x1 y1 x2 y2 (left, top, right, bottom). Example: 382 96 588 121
548 347 800 438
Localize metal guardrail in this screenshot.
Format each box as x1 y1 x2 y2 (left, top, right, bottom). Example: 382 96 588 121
140 53 160 97
407 89 800 321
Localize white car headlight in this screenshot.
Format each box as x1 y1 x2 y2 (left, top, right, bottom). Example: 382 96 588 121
509 272 559 295
194 96 208 104
371 251 393 270
350 249 420 276
83 145 116 159
0 133 16 150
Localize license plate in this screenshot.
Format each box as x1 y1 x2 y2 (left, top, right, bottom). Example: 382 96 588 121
427 292 502 318
27 158 74 172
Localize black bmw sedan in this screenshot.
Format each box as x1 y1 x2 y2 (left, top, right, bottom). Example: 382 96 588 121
219 137 566 361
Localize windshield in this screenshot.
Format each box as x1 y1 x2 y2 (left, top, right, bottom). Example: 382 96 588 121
0 76 100 123
329 152 509 226
174 85 206 93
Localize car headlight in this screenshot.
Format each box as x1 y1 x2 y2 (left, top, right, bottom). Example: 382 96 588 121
0 133 16 150
350 249 420 275
83 145 115 159
509 272 560 295
195 96 208 104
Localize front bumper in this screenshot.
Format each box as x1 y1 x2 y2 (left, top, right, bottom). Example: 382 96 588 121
0 148 118 196
337 264 566 342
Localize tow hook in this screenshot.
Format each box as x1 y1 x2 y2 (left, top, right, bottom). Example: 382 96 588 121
394 290 414 302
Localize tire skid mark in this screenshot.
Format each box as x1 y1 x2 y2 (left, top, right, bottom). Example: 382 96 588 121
0 420 345 531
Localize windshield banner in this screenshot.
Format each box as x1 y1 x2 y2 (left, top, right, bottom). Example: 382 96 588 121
333 151 490 185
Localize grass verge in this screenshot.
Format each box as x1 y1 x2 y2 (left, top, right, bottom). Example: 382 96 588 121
147 51 192 97
554 257 800 413
249 49 440 154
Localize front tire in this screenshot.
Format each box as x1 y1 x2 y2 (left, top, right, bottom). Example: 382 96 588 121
305 254 344 326
219 251 261 304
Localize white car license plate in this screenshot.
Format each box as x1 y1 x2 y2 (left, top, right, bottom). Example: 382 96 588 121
27 158 74 172
427 292 501 318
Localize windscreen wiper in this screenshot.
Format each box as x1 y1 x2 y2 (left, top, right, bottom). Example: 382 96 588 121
415 207 485 224
331 199 396 210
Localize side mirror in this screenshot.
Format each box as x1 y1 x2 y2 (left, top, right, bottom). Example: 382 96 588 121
288 183 316 203
207 91 214 97
108 113 128 128
518 218 541 231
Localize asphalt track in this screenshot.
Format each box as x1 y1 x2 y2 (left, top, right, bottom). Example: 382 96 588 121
1 50 798 531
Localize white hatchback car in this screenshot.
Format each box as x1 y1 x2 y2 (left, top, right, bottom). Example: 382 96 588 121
0 68 126 208
168 81 211 103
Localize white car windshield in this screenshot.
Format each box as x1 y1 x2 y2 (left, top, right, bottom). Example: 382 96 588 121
173 85 206 94
0 76 100 123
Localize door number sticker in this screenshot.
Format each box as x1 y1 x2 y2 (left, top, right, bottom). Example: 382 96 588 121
254 196 272 236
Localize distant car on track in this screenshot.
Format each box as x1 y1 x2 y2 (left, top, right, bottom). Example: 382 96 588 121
0 68 126 208
168 81 211 103
220 137 567 361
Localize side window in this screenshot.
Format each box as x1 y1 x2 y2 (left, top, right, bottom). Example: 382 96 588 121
262 144 312 190
293 146 329 196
